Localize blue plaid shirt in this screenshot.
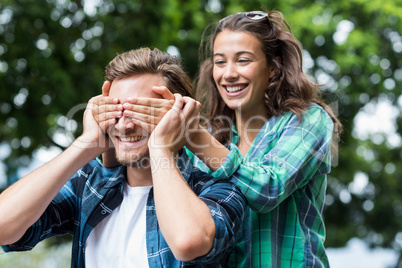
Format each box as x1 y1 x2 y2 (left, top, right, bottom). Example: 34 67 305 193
2 150 246 267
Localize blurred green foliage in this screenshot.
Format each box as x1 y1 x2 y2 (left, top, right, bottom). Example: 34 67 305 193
0 236 71 267
0 0 401 266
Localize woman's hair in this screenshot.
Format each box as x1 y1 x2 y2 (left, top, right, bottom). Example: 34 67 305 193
105 47 193 98
196 10 341 145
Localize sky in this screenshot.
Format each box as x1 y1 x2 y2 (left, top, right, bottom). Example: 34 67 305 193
327 238 398 267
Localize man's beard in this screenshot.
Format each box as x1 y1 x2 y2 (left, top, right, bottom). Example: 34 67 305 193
115 150 151 169
108 127 151 169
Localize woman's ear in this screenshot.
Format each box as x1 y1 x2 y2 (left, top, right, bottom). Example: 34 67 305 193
268 56 281 80
268 66 279 81
269 67 276 80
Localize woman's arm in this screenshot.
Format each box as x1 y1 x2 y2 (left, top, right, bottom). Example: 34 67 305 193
153 86 230 171
187 106 334 214
228 106 334 213
185 126 230 171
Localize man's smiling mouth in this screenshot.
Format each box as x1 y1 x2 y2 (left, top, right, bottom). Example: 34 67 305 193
119 136 145 143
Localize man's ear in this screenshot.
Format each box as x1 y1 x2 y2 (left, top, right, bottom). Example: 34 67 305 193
102 81 112 96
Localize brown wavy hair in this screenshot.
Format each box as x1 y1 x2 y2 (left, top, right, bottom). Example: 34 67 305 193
196 10 341 146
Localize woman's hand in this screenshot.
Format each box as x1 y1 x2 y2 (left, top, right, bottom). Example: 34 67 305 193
91 81 123 134
121 86 175 133
149 94 201 153
76 97 111 151
91 81 122 167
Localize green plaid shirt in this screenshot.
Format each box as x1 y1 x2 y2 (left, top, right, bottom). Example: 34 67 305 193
186 103 333 267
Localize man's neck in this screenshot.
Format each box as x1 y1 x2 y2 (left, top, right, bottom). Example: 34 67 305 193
126 167 153 187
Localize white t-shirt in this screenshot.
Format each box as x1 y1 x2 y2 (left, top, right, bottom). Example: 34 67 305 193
85 184 152 268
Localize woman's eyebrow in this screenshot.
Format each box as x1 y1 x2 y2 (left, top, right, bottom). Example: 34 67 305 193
213 52 224 57
236 51 256 56
213 51 256 57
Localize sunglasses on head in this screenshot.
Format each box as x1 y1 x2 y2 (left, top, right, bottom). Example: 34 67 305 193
219 11 269 24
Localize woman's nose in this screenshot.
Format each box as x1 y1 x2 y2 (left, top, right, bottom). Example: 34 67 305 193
223 63 239 81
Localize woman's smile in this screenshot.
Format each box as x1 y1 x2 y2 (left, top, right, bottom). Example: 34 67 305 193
213 30 275 115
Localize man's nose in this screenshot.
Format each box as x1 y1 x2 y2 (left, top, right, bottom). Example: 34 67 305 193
115 114 136 131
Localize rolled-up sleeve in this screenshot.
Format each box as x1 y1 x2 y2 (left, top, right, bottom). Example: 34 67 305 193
1 179 78 252
187 106 334 214
230 107 334 213
185 168 246 264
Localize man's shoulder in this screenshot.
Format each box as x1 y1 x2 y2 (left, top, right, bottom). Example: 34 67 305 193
177 149 239 197
189 166 232 196
68 159 123 194
71 159 102 181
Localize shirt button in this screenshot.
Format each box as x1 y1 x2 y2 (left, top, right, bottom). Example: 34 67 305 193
101 210 107 215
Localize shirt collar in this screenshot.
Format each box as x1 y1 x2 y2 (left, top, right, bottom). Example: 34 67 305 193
104 165 126 189
231 125 239 145
103 149 192 189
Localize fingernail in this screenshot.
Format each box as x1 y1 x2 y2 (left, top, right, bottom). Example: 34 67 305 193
123 111 135 118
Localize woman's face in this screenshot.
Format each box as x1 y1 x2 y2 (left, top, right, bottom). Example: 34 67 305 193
213 30 274 116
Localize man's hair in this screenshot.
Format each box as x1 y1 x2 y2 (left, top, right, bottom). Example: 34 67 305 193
105 47 193 97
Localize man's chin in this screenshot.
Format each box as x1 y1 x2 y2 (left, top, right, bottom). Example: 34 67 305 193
116 153 150 169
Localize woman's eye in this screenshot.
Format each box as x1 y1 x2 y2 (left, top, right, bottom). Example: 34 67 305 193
238 59 251 63
214 60 225 65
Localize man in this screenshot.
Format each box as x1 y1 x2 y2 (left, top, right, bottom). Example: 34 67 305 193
0 48 246 267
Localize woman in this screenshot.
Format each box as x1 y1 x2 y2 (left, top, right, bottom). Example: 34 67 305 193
94 10 341 267
185 10 341 267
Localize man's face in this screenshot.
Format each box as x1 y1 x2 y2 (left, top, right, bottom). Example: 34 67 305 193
107 73 165 167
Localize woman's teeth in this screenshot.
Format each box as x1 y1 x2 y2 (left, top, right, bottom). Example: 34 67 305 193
120 136 143 142
226 86 245 92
